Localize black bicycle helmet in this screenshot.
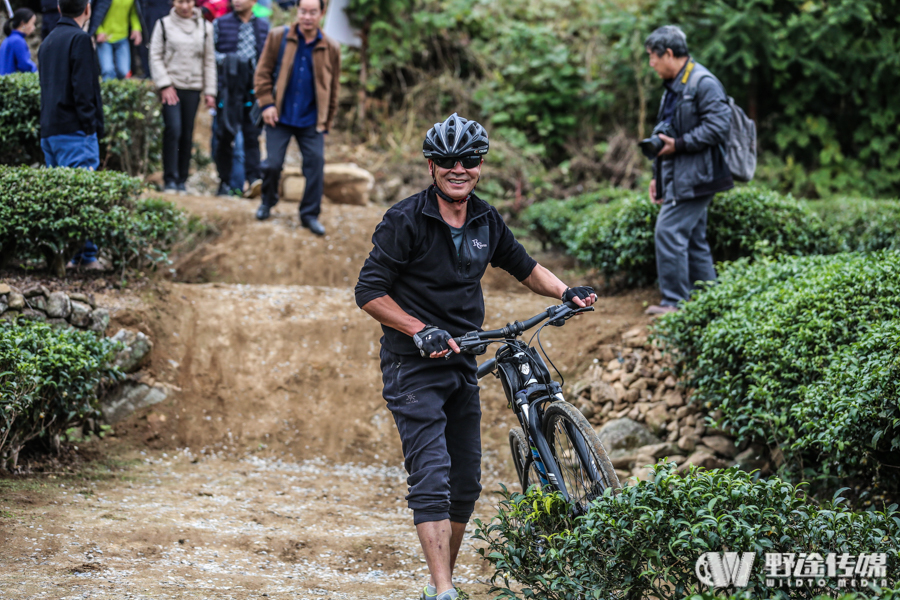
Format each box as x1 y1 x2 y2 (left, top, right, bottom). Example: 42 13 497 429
423 113 489 159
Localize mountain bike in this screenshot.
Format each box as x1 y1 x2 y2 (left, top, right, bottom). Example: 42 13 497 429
453 301 620 514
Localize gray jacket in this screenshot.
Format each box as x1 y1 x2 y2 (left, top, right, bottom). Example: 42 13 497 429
654 58 734 202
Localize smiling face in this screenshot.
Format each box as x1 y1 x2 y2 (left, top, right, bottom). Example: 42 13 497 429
429 158 483 202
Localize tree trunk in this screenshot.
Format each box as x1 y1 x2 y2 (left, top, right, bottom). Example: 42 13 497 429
357 24 370 126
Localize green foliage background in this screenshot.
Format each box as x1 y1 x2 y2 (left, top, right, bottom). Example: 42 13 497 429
340 0 900 198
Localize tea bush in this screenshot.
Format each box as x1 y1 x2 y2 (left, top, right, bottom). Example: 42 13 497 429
0 166 196 276
809 197 900 253
651 251 900 489
474 462 900 600
0 73 162 175
792 320 900 485
522 187 833 287
0 319 121 471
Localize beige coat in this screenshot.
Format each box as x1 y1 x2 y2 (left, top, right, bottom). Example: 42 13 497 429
254 26 341 133
149 8 216 97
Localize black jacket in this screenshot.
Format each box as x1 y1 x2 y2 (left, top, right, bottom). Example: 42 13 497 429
355 187 537 356
38 18 104 139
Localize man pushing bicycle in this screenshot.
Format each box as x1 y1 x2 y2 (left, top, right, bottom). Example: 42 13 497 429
354 113 597 600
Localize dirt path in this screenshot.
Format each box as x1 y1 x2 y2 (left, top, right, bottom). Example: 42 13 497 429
0 194 656 599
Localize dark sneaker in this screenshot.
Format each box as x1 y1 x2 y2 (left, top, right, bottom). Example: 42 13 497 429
217 183 231 197
256 204 271 221
176 183 187 195
164 182 178 193
302 217 325 236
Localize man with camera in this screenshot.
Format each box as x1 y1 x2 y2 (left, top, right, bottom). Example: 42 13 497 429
640 25 733 315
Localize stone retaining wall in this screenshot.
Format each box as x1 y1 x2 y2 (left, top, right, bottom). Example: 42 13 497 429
0 283 109 333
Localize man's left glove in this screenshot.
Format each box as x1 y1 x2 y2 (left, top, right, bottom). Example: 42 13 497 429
562 286 595 303
413 325 452 358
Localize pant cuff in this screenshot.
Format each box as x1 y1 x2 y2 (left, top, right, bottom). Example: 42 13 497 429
449 502 476 524
413 510 450 525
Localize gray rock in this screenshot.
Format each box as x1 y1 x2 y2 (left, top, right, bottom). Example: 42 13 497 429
639 441 679 459
8 292 25 310
0 296 7 314
22 285 49 298
26 294 47 312
579 403 595 419
46 291 72 319
69 292 96 308
101 382 168 423
591 380 618 403
20 309 46 322
68 301 91 327
111 329 153 373
46 318 70 329
0 283 10 295
597 418 659 457
677 434 698 453
701 435 738 458
89 308 110 334
0 310 20 321
677 448 730 472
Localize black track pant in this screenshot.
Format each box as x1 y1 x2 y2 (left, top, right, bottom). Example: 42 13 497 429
161 89 201 186
380 347 482 525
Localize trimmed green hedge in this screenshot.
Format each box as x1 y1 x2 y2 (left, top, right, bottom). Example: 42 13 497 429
652 251 900 490
0 166 197 276
0 319 121 470
520 187 900 287
475 462 899 600
0 73 162 175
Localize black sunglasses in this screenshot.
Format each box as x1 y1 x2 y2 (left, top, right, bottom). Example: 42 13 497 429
432 155 482 169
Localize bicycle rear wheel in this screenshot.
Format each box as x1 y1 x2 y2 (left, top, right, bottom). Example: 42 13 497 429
509 427 547 493
543 401 620 512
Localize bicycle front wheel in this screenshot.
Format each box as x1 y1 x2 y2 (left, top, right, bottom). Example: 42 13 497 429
542 401 620 512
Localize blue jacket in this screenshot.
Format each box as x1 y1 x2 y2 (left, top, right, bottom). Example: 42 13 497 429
355 186 537 356
213 12 268 58
0 31 37 75
654 58 734 202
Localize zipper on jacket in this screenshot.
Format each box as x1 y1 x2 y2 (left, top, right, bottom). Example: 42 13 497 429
457 223 468 274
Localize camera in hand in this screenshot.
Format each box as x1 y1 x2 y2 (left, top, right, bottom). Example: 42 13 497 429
638 122 676 160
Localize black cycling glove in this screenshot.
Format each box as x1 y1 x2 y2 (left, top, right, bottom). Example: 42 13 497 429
562 286 595 303
413 325 452 358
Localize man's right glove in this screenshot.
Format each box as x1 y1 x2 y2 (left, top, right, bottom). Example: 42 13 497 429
413 325 452 358
562 286 595 303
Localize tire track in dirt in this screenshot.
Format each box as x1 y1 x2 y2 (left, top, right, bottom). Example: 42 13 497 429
0 194 656 599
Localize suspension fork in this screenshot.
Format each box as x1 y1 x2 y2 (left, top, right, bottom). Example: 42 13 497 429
516 390 570 501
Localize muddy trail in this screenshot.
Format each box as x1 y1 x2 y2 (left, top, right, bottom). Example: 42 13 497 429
0 193 655 600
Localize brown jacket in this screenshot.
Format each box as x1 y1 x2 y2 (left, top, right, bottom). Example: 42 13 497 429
254 25 341 133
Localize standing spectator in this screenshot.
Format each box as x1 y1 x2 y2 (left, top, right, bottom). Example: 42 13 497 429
90 0 145 80
150 0 216 193
253 0 340 235
40 0 60 39
135 0 171 77
213 0 268 197
1 8 37 75
643 25 733 315
39 0 105 269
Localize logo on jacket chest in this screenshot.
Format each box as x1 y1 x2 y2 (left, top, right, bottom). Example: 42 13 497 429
472 239 487 250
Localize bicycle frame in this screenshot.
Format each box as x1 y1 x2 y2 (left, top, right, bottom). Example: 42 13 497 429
455 301 592 502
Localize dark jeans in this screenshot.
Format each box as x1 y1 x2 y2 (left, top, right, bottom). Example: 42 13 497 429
161 89 201 186
215 106 260 190
261 123 324 222
380 347 482 525
655 194 717 306
210 115 245 191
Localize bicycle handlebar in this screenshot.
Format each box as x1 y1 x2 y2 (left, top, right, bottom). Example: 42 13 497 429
453 300 592 355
